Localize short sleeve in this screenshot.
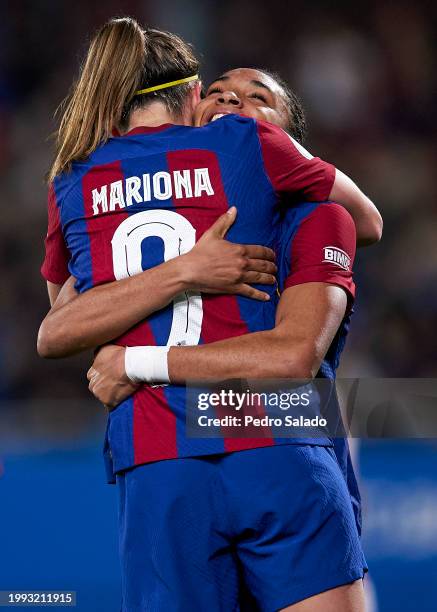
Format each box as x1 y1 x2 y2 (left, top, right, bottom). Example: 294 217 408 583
284 203 356 303
256 120 335 201
40 183 71 284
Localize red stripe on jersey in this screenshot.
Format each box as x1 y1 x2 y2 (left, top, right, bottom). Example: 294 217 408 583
81 161 129 287
126 320 174 462
200 294 250 343
167 149 274 452
126 317 176 463
204 302 274 451
133 387 178 464
41 183 70 284
116 319 157 348
124 124 173 136
166 148 229 237
225 438 275 452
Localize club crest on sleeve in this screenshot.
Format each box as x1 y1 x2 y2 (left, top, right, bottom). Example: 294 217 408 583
323 246 351 271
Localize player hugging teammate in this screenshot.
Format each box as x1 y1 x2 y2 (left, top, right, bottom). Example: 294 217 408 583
39 17 382 612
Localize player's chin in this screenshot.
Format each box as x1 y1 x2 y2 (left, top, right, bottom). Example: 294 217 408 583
197 113 210 127
194 102 225 127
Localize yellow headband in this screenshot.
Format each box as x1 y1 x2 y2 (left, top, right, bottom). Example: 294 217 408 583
135 74 199 96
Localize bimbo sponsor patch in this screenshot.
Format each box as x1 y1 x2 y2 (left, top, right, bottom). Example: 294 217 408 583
323 246 351 271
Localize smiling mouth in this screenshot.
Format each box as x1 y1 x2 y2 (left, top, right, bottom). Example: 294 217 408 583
206 110 236 123
210 113 225 122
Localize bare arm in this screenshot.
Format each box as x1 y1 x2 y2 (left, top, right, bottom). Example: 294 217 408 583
38 260 189 358
38 208 277 358
255 120 382 247
330 169 382 247
166 282 347 381
87 282 347 407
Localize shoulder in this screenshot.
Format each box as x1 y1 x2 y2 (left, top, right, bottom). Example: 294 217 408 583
303 201 355 230
194 115 267 161
283 201 356 271
282 202 355 241
54 139 121 203
52 163 88 205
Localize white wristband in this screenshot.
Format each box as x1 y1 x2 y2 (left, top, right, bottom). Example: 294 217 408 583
125 346 171 384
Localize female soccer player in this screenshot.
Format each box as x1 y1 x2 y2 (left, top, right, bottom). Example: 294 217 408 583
39 17 380 611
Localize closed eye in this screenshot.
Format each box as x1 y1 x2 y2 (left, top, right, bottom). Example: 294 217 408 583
207 87 223 96
250 92 267 103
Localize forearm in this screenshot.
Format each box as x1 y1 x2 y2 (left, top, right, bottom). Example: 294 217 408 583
168 329 312 382
167 283 346 383
330 169 382 246
89 285 347 409
38 257 188 358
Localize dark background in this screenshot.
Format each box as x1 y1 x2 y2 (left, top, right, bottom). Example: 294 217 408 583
1 1 436 610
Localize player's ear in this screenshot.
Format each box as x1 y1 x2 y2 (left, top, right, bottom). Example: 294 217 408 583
186 82 202 126
191 81 202 107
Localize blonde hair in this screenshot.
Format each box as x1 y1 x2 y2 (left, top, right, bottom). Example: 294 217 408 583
49 18 199 182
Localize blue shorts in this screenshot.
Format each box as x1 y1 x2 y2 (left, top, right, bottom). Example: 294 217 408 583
117 445 367 611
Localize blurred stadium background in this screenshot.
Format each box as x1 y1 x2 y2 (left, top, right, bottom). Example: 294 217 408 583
1 1 436 610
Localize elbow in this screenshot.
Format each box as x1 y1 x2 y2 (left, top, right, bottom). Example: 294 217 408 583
358 207 383 247
282 361 315 380
37 322 56 359
37 320 66 359
367 211 383 244
271 343 317 380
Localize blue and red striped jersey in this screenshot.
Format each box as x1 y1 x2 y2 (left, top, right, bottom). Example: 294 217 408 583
42 115 344 476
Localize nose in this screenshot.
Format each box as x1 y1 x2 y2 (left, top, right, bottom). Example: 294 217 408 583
217 91 242 107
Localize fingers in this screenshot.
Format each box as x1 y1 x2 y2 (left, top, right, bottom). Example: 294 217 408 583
244 258 277 275
235 284 271 301
208 207 237 239
241 271 276 285
87 367 100 395
241 245 276 262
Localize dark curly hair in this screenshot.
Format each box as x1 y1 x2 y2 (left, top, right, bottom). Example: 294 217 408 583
255 68 307 144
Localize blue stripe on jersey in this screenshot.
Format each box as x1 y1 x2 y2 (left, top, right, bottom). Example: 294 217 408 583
53 174 94 293
91 127 183 167
164 385 227 457
107 396 135 469
277 201 321 288
214 123 279 333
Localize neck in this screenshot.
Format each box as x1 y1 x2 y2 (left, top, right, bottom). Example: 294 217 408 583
127 101 188 132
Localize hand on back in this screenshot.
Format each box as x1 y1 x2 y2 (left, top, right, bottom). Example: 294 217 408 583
182 207 277 300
